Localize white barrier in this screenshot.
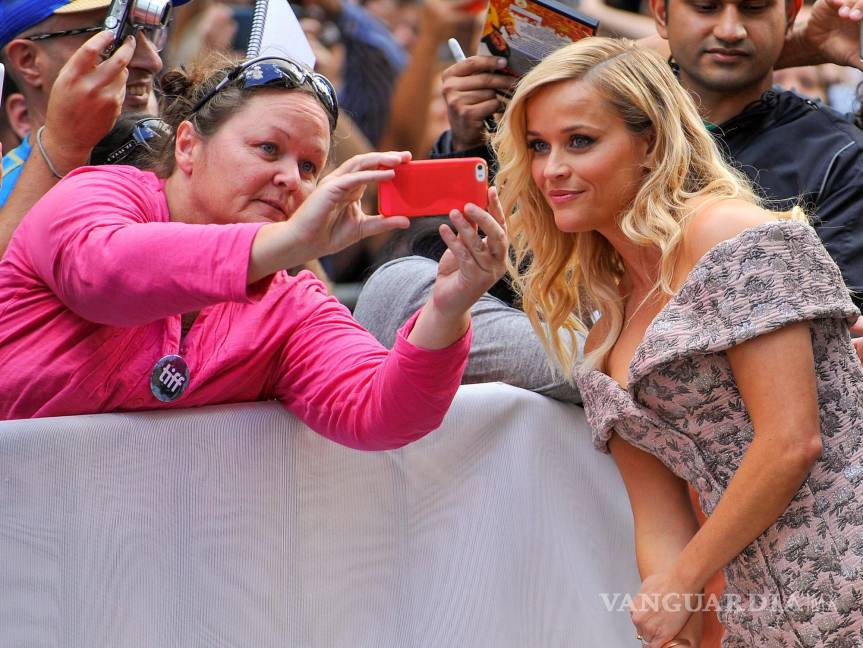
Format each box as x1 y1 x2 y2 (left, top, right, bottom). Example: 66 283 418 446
0 383 639 647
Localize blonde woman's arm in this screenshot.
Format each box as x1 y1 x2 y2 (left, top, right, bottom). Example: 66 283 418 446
631 205 821 647
631 321 821 646
609 435 704 647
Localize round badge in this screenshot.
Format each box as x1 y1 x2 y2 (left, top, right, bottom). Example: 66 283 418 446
150 354 190 403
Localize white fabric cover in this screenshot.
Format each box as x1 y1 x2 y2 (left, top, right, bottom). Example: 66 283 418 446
0 383 639 647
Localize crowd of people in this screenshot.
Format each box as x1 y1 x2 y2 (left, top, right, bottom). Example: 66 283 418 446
2 0 863 645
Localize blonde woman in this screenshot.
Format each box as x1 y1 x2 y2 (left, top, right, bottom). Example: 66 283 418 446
493 38 863 647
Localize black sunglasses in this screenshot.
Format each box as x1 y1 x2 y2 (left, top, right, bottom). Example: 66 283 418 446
103 117 173 164
189 56 339 129
24 23 170 51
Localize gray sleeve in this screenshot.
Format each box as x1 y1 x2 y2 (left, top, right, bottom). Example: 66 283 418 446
354 257 582 405
353 257 436 349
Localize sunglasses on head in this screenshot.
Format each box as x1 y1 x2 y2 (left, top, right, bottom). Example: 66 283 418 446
188 57 339 129
103 117 173 164
23 23 170 52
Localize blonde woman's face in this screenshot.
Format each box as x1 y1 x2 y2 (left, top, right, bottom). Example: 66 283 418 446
526 80 650 236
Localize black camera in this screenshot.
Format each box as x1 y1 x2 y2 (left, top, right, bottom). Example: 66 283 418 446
103 0 172 56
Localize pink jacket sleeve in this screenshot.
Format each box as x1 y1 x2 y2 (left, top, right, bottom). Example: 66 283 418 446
274 274 472 451
22 167 268 326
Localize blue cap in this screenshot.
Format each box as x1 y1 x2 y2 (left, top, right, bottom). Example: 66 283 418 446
0 0 192 50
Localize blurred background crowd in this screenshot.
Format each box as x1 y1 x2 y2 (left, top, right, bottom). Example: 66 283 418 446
4 0 859 307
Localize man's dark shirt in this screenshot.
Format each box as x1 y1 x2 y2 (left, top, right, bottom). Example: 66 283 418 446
712 89 863 308
431 89 863 308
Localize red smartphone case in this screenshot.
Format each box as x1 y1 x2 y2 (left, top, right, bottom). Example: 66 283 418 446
378 158 489 217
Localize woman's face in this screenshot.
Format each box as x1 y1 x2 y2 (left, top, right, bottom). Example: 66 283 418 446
526 79 650 236
181 91 330 225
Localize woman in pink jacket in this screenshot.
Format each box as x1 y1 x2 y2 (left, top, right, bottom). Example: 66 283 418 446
0 51 508 451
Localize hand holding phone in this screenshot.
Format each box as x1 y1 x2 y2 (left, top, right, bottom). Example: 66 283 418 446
405 184 508 349
378 158 489 217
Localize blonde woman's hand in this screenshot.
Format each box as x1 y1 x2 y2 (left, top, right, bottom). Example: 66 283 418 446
407 186 508 350
631 571 698 648
658 614 701 648
660 639 696 648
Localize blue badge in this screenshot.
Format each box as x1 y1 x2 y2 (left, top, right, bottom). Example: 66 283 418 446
150 354 190 402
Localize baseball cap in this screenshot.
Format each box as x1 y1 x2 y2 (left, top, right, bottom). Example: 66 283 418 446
0 0 192 50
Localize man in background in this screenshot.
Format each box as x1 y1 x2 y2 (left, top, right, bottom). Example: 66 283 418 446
0 0 188 253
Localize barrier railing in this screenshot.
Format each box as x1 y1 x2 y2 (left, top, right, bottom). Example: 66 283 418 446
0 383 639 647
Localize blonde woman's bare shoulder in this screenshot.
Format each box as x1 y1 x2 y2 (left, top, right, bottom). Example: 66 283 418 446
681 198 776 267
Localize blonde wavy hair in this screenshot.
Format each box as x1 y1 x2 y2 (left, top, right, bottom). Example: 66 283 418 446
493 37 802 377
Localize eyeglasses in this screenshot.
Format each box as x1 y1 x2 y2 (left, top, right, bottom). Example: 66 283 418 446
24 24 169 52
189 56 339 129
103 117 173 164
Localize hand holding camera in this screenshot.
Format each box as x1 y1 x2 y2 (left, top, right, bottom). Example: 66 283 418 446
102 0 172 57
41 30 137 175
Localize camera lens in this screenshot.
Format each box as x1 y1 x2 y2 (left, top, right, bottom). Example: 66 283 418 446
132 0 172 27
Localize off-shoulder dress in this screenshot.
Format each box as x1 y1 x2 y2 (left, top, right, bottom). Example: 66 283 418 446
576 221 863 647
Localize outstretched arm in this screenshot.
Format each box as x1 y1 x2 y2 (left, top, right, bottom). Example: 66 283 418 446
274 185 508 450
252 151 508 350
609 434 704 647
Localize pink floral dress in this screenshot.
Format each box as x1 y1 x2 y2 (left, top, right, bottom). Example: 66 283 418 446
576 221 863 647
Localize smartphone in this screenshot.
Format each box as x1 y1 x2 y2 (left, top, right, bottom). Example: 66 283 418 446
379 158 489 217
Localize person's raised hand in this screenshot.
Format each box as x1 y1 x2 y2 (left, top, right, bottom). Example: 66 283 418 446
790 0 863 71
421 0 485 40
302 17 342 81
42 30 136 173
302 0 343 19
441 55 516 151
197 3 239 52
430 185 508 320
284 151 412 260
